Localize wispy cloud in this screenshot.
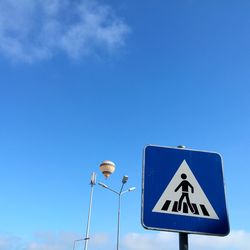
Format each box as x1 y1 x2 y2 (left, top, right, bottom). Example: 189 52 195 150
122 230 250 250
0 234 22 250
121 232 178 250
1 230 250 250
190 230 250 250
0 0 130 63
0 232 110 250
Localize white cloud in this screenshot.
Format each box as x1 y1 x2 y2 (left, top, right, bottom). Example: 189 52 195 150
0 0 130 63
0 231 110 250
122 230 250 250
0 234 23 250
121 232 178 250
1 230 249 250
190 230 250 250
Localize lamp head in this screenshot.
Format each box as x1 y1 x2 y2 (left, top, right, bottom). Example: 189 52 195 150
90 172 96 185
122 175 128 184
98 182 108 188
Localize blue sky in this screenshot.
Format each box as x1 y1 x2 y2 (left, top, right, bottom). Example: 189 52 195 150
0 0 250 249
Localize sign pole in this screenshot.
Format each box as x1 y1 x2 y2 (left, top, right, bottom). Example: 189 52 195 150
179 232 188 250
176 146 189 250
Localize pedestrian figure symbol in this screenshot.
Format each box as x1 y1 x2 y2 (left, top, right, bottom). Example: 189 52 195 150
174 173 195 213
152 160 219 220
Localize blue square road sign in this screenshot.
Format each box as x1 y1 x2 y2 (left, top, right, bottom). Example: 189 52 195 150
141 145 230 236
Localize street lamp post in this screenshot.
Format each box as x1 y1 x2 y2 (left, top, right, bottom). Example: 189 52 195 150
98 176 136 250
84 172 96 250
74 161 115 250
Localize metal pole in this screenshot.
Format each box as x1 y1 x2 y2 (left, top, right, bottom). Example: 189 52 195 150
84 173 96 250
98 176 133 250
179 233 188 250
176 146 188 250
116 181 125 250
117 193 121 250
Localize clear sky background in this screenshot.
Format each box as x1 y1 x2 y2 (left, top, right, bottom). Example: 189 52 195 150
0 0 250 249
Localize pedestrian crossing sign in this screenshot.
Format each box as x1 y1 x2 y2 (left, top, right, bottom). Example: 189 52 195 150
141 145 230 236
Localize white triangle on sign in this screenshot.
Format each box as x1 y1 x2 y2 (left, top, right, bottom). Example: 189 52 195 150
152 160 219 220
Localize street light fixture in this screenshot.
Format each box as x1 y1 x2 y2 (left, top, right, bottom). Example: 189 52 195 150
98 182 109 189
98 176 136 250
122 175 128 184
122 187 136 194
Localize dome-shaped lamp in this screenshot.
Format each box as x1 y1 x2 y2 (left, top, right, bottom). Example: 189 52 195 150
99 160 116 179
